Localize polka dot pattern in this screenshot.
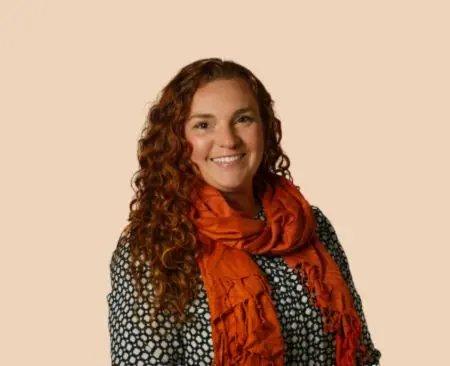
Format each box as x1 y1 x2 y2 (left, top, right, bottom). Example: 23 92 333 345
108 205 381 365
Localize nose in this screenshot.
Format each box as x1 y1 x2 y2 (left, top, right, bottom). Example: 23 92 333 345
215 124 240 148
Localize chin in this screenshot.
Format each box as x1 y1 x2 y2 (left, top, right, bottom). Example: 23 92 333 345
209 177 252 192
199 167 255 191
216 183 245 192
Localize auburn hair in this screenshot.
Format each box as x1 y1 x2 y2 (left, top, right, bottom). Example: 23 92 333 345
123 57 294 322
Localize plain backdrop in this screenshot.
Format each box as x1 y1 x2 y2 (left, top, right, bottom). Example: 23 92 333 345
1 1 449 365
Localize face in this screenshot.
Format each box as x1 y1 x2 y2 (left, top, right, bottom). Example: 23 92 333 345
184 78 265 194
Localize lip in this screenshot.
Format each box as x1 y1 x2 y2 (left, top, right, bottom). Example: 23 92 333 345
210 153 245 167
210 153 245 161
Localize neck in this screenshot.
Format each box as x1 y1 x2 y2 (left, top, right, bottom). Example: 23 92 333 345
221 189 260 217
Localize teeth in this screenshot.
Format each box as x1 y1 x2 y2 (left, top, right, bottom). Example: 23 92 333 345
211 154 243 163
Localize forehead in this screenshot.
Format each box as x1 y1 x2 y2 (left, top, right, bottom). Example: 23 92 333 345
189 78 257 112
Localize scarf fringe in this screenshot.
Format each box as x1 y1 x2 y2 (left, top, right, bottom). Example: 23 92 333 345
211 276 283 365
193 175 371 365
297 264 372 366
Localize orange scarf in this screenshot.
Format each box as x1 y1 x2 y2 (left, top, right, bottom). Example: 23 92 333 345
189 175 369 365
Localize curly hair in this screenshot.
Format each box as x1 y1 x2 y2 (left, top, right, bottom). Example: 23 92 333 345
123 57 294 323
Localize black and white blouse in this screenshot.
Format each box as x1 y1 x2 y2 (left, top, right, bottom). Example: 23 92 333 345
107 205 381 365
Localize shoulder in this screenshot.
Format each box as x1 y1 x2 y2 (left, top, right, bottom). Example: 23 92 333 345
311 205 334 230
108 229 186 364
310 205 352 277
108 227 150 297
110 228 133 273
310 205 341 245
108 229 135 299
311 205 340 245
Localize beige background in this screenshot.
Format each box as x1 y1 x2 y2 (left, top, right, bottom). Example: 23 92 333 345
1 1 449 365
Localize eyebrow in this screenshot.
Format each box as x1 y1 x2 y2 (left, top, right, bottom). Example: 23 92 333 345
187 107 256 121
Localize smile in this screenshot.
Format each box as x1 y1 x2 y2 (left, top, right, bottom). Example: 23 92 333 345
210 153 245 166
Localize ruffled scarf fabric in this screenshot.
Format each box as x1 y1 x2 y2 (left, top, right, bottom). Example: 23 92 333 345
189 175 370 365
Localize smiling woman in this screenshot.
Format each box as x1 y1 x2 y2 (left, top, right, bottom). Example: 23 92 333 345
107 57 382 365
184 78 265 217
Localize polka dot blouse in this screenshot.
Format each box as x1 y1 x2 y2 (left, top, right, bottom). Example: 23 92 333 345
107 205 381 365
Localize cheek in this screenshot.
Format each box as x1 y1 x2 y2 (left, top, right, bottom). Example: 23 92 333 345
247 125 265 154
188 135 210 162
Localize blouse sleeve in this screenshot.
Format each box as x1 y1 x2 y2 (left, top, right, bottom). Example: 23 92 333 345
312 206 382 366
107 231 184 365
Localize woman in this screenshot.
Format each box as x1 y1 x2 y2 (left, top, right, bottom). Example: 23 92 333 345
107 58 381 365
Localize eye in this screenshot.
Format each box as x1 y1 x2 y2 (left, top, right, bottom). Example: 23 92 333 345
193 121 209 129
237 115 254 123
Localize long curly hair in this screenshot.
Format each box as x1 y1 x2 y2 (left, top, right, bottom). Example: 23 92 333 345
123 57 294 323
